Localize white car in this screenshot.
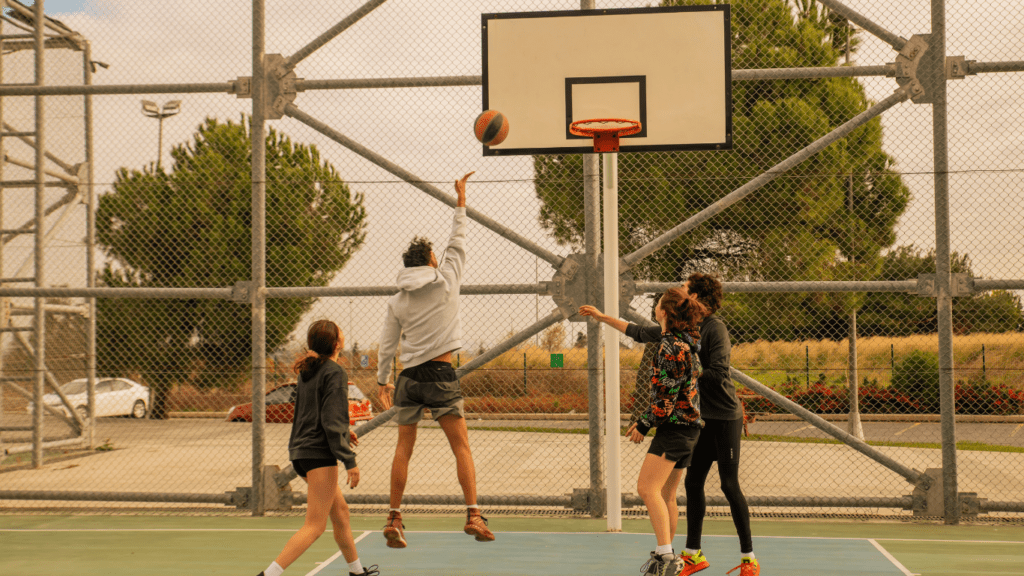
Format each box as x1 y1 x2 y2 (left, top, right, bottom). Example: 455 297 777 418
27 378 150 420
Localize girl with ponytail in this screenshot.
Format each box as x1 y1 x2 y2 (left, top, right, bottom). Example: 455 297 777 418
259 320 380 576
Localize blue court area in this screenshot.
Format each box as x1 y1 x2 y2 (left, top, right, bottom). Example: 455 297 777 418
310 532 911 576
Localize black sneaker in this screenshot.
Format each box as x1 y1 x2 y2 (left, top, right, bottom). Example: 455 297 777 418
351 566 380 576
640 552 677 576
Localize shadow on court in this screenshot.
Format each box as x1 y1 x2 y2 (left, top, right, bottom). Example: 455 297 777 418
312 532 909 576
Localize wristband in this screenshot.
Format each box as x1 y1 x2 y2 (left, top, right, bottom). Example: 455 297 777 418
378 382 388 387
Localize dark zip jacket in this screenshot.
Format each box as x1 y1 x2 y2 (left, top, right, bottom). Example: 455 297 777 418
626 314 742 421
288 359 357 470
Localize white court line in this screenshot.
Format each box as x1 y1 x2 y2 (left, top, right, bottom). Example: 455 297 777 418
868 538 919 576
893 422 921 436
1011 423 1023 437
305 531 372 576
784 424 815 436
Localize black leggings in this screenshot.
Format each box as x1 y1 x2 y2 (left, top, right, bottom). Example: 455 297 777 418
684 418 752 553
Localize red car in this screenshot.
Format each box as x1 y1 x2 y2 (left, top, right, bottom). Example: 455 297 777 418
226 382 373 424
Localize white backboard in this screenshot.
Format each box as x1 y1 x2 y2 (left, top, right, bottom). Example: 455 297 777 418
482 5 731 156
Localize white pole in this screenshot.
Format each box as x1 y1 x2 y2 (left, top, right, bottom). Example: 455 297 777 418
603 151 621 531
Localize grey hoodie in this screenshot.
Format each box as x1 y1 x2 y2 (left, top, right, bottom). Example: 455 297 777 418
377 207 467 384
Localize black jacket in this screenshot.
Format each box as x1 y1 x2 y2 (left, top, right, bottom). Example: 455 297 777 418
625 314 742 421
288 359 357 470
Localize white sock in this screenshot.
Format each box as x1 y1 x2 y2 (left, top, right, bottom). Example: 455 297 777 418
743 552 756 560
655 544 673 556
389 508 400 513
264 561 284 576
684 548 700 556
347 559 364 574
467 504 480 509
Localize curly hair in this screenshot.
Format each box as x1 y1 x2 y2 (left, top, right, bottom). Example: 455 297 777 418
659 287 708 338
402 236 433 267
686 273 723 315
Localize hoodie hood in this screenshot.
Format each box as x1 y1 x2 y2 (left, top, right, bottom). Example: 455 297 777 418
396 266 440 292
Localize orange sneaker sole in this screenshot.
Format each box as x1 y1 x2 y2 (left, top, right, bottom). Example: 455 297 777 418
383 527 407 549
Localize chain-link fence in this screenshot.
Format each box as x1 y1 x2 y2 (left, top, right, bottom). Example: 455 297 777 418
0 0 1021 523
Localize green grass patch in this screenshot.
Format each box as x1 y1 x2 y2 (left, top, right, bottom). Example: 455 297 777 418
743 434 1024 453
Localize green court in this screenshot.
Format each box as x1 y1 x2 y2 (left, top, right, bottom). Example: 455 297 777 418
3 515 1022 576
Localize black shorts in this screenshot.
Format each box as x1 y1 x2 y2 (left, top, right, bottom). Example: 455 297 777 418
395 361 464 425
648 425 701 469
292 458 336 478
691 417 743 468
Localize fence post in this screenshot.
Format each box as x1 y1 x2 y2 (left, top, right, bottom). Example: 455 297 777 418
848 311 863 439
523 352 527 395
805 346 810 388
981 344 985 381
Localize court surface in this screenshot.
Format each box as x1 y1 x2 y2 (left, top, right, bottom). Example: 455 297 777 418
3 515 1023 576
311 531 910 576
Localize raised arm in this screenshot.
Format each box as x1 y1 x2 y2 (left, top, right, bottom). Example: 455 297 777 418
578 305 629 334
439 172 473 285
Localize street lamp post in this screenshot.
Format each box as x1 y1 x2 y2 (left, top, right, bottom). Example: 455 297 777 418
141 100 181 169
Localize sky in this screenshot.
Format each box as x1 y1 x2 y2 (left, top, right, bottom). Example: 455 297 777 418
2 0 1022 354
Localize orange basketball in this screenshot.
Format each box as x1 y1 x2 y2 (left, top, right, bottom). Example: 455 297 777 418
474 110 509 146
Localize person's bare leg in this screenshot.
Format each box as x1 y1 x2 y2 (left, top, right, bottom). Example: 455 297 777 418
637 454 678 548
437 415 476 505
274 466 337 568
662 468 685 542
329 485 359 563
390 424 418 509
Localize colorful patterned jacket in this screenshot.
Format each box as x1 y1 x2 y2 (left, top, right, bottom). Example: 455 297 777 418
635 331 703 435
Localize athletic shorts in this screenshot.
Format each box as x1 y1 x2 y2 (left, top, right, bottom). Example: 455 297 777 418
292 458 336 478
647 424 701 469
394 361 464 425
691 417 743 467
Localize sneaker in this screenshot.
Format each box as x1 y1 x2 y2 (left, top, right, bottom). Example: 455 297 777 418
463 509 495 542
351 565 380 576
382 511 407 549
639 552 677 576
727 558 760 576
678 550 710 576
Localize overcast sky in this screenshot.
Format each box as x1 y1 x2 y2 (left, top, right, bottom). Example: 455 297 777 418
4 0 1022 353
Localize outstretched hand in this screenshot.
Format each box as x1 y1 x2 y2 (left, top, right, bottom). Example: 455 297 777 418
455 172 474 208
578 305 606 322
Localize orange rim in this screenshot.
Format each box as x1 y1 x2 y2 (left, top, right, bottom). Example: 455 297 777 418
569 118 642 138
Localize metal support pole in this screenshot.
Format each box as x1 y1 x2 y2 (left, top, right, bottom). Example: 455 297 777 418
930 0 959 525
0 15 6 448
282 0 390 72
455 310 563 379
815 0 907 50
283 104 564 268
848 311 864 440
31 0 45 469
84 41 96 446
621 89 910 271
156 116 164 170
584 153 604 520
603 151 621 532
251 0 268 517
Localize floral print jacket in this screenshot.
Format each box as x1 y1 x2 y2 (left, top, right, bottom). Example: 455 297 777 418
635 331 703 436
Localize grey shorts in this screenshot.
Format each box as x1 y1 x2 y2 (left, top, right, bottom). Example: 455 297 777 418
394 361 464 425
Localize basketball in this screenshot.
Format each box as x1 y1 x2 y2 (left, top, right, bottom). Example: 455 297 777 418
474 110 509 146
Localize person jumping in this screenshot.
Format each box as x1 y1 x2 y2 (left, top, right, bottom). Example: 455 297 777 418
375 172 494 549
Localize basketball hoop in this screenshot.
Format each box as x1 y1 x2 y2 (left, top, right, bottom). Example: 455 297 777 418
569 118 643 153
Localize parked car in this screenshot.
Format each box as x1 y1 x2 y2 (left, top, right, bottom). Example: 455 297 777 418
226 382 373 424
26 378 150 419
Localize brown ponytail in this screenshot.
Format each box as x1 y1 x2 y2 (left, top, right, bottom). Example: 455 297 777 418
293 320 342 381
659 287 708 339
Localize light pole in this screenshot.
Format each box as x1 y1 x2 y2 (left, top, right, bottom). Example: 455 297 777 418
141 100 181 169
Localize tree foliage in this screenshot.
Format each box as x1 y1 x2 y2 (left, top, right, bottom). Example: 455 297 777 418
533 0 911 341
96 117 367 417
857 245 1023 336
